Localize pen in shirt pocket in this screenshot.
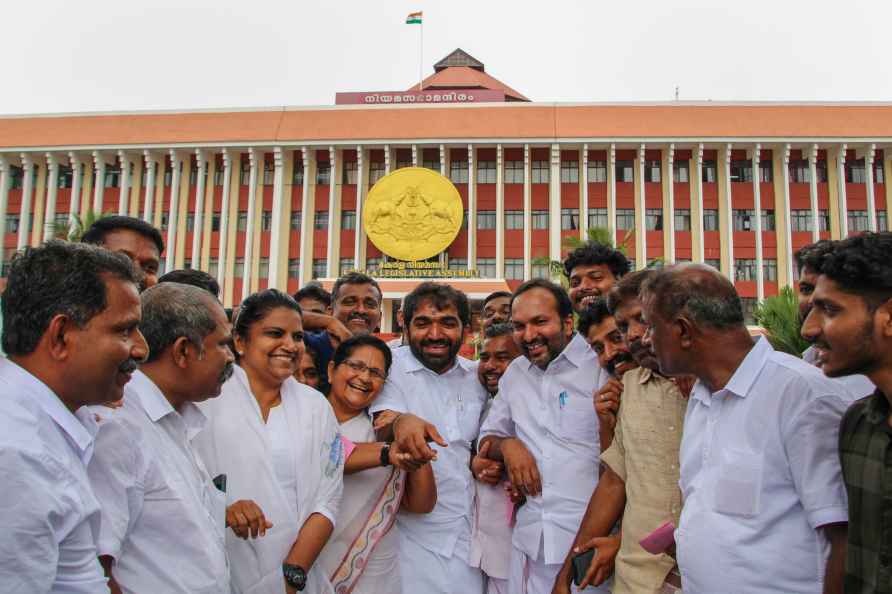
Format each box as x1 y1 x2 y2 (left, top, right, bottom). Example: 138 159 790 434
558 391 568 409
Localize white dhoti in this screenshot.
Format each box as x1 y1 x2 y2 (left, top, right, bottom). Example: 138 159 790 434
399 532 484 594
508 541 612 594
486 576 509 594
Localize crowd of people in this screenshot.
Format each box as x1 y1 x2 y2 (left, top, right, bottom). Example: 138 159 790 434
0 213 890 594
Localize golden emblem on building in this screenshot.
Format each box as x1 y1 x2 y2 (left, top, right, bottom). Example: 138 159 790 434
363 167 463 261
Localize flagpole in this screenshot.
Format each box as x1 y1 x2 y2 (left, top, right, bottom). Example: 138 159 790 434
418 19 423 91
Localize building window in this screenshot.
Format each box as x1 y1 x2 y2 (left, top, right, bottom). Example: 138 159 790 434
159 213 169 231
103 166 120 188
875 163 885 184
314 211 329 230
448 257 467 271
422 158 439 172
615 160 633 183
730 161 753 183
561 208 579 230
531 210 548 229
239 160 250 185
211 165 224 186
262 161 274 185
396 159 411 170
505 161 524 184
674 209 691 231
703 209 719 231
5 215 19 234
316 162 331 185
210 213 221 232
789 160 810 184
763 258 778 282
57 166 73 189
261 210 273 231
644 160 661 183
290 211 301 231
560 161 579 183
741 297 758 325
791 209 830 232
477 210 496 230
505 210 524 229
9 167 23 190
450 160 469 184
339 161 355 185
340 258 355 275
366 257 381 272
588 160 607 183
164 164 174 187
758 160 773 182
234 257 245 277
477 161 497 184
340 209 356 230
761 209 776 231
477 258 496 278
292 163 304 186
879 210 888 232
846 161 867 184
369 162 385 184
673 161 689 183
848 210 870 232
505 258 524 280
288 258 300 277
461 211 468 229
588 208 608 229
185 214 196 232
702 160 717 183
531 262 550 278
531 161 549 184
616 209 635 230
236 211 248 232
733 209 756 231
645 208 662 231
705 258 721 271
312 259 326 279
53 213 69 230
735 259 757 281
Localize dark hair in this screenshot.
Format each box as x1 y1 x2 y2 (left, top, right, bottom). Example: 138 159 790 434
819 232 892 309
81 215 165 254
563 241 631 280
403 282 471 327
794 239 836 276
302 341 330 395
484 322 514 339
140 283 219 363
2 240 138 356
331 272 382 303
577 297 612 337
511 278 573 319
483 291 512 308
293 282 332 308
606 269 656 314
234 289 302 340
641 264 744 330
158 269 220 299
331 334 393 375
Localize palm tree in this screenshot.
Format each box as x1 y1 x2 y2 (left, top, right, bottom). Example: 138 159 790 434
753 286 809 357
66 210 111 242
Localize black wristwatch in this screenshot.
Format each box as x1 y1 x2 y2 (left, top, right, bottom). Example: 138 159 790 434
380 443 392 467
282 563 307 591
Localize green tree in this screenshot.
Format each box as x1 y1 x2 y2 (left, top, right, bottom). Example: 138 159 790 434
65 210 111 242
753 286 809 357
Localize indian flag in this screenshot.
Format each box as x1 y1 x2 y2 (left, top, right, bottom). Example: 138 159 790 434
406 11 422 24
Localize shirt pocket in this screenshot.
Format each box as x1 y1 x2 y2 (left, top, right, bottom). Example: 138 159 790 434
460 399 485 443
713 447 763 518
559 396 597 443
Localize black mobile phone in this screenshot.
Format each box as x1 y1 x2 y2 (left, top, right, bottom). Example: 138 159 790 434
212 473 227 493
571 548 597 587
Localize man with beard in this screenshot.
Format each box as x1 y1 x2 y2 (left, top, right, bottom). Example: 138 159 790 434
481 291 512 330
88 283 265 593
478 279 609 593
82 215 164 292
370 281 489 594
554 271 691 594
800 231 892 593
641 264 848 594
471 322 522 594
0 241 147 592
564 241 631 314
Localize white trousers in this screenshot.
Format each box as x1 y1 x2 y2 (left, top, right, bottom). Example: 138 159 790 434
399 538 484 594
508 543 612 594
487 576 509 594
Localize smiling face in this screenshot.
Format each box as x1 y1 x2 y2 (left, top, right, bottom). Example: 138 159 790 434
585 314 638 378
568 263 617 313
235 306 305 387
406 299 464 374
101 229 161 292
477 333 521 395
333 282 382 335
294 349 322 390
327 345 388 418
613 297 659 371
482 296 511 329
511 287 574 370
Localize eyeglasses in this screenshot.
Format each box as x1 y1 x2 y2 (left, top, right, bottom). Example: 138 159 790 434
342 358 387 382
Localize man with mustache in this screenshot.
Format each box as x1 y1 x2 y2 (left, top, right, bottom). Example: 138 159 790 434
554 271 691 594
800 231 892 593
82 215 164 293
0 241 147 593
479 279 610 593
370 282 489 594
564 241 631 314
88 282 267 593
481 291 512 330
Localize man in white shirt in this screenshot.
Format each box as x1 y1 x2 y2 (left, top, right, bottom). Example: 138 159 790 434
0 240 148 593
371 282 489 594
88 282 265 594
640 263 849 594
479 279 609 593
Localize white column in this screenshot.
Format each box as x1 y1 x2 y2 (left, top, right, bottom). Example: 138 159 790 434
549 143 561 262
808 144 820 242
412 144 418 167
268 147 286 288
117 151 131 215
780 143 794 284
608 143 617 239
92 151 107 214
467 143 476 270
495 144 504 278
666 144 676 264
190 149 208 270
722 143 734 280
694 143 705 262
164 151 184 272
217 149 233 289
142 151 158 223
580 144 589 239
18 154 34 250
325 146 338 277
43 153 61 242
298 147 313 286
637 143 647 268
68 152 83 235
384 145 391 175
837 144 849 237
864 144 877 231
523 144 532 279
439 144 446 176
354 145 365 267
242 148 261 299
749 144 765 301
0 156 10 265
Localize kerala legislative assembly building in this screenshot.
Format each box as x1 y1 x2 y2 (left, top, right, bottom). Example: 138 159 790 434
1 48 892 329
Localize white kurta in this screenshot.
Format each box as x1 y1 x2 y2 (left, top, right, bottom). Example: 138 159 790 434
195 366 344 594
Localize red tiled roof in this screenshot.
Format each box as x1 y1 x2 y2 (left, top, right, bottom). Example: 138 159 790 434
409 66 529 102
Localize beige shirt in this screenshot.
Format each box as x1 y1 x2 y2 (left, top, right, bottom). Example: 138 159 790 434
600 367 687 594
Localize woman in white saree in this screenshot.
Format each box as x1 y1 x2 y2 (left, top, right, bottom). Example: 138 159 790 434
195 289 344 594
316 334 436 594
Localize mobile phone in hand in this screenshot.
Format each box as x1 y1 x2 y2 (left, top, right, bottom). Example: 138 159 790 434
571 548 596 587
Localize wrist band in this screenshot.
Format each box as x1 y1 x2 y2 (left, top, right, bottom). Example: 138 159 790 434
380 443 392 467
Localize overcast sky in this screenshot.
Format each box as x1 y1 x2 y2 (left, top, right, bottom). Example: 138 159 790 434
3 0 890 115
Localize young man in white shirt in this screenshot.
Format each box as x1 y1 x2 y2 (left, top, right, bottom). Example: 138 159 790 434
640 263 849 594
0 241 148 593
371 282 489 594
88 282 265 593
479 279 609 593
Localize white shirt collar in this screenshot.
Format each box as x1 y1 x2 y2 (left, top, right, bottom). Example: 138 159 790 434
128 370 207 439
692 336 770 406
403 349 475 376
524 332 590 372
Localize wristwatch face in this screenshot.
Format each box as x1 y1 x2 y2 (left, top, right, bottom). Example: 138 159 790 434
283 564 307 590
